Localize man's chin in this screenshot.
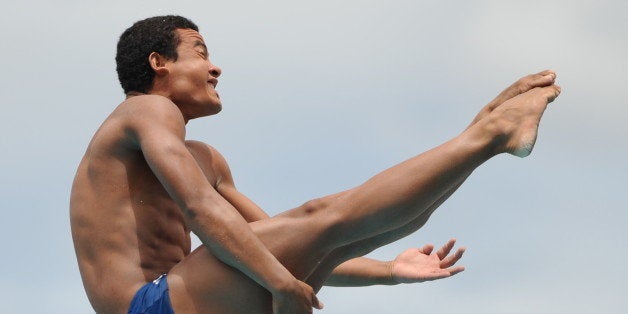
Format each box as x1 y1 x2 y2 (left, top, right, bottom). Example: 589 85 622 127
212 103 222 114
205 102 222 116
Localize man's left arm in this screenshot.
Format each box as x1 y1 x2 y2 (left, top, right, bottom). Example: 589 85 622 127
188 141 270 222
326 239 466 287
218 181 269 222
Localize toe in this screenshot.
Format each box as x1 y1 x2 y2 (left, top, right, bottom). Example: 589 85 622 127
530 70 556 87
516 71 555 95
531 84 561 102
546 84 561 102
536 69 556 77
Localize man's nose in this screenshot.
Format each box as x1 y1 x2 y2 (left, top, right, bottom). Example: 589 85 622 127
209 63 222 78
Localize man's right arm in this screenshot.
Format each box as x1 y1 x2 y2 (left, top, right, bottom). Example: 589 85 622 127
325 239 465 287
125 96 321 313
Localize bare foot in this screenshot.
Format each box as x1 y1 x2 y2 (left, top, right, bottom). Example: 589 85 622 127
490 84 562 157
467 70 557 129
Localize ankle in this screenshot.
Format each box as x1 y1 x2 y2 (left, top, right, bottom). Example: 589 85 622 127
465 115 510 158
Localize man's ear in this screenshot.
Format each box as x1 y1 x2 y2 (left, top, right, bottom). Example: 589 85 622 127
148 52 169 76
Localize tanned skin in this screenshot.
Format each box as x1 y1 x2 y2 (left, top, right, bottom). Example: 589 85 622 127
71 27 560 313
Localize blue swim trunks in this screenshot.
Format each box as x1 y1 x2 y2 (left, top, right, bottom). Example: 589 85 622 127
128 274 174 314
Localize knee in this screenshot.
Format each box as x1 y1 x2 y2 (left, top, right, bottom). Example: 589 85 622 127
290 193 348 229
286 198 333 227
300 197 330 215
293 189 347 215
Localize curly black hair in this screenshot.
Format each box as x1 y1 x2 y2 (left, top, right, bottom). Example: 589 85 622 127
116 15 199 94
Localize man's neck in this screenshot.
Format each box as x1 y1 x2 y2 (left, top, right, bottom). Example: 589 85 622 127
125 91 145 99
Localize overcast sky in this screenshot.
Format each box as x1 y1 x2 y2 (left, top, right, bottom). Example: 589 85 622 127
1 1 626 313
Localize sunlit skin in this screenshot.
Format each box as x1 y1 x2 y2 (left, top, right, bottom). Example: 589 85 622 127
70 27 560 313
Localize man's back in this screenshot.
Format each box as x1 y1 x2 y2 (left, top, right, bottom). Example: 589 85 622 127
70 96 192 313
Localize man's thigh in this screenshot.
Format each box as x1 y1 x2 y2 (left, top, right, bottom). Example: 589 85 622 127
167 244 272 313
166 213 334 313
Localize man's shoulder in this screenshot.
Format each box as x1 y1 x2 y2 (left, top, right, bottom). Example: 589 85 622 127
113 95 185 132
185 140 232 180
185 140 222 160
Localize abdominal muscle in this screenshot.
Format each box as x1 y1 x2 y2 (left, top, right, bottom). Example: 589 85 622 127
70 145 191 313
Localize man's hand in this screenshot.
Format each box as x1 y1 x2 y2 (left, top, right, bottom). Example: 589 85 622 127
390 238 466 284
272 280 323 314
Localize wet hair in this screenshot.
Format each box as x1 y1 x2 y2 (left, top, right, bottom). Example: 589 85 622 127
116 15 199 94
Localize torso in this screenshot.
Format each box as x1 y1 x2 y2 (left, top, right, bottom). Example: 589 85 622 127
70 99 219 313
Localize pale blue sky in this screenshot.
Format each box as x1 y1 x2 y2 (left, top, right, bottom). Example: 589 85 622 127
1 1 626 313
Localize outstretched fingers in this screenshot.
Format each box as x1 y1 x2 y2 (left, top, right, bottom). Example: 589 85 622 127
440 246 466 268
443 265 466 277
436 238 457 260
393 240 467 283
426 265 465 281
420 243 435 255
436 239 466 278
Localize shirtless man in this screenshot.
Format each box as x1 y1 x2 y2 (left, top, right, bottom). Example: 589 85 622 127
70 15 561 314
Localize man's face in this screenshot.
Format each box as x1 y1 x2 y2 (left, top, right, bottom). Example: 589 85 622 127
164 28 222 117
